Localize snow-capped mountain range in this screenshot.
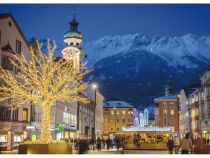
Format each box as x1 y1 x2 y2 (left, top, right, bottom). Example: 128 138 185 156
84 34 210 70
83 34 210 105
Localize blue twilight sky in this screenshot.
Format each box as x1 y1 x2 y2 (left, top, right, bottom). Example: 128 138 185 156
0 4 210 46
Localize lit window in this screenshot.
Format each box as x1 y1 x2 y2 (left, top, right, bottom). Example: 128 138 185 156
22 108 28 121
111 111 114 115
122 111 126 114
170 110 174 115
116 111 120 115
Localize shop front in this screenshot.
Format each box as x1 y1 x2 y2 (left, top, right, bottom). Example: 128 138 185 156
122 127 171 150
0 130 28 151
201 127 210 140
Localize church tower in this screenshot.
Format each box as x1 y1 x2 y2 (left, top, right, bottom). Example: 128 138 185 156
62 8 84 73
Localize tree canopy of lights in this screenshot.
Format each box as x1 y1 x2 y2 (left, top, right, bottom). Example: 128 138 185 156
0 40 89 144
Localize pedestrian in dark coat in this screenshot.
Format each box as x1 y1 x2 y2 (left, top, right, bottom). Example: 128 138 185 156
167 137 174 154
96 138 102 151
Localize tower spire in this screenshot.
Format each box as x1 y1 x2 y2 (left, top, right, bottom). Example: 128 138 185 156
70 6 79 32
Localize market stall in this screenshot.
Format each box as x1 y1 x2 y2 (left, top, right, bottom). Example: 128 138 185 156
122 126 171 150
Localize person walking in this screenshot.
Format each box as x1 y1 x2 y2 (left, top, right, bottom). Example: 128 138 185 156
201 138 209 154
193 136 202 154
167 136 174 154
180 132 193 154
174 135 180 154
96 138 102 151
106 138 111 150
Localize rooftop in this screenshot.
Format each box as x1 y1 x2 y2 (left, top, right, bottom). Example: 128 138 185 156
103 101 134 108
154 95 177 100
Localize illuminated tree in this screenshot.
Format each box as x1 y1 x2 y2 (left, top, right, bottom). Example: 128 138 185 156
0 40 89 144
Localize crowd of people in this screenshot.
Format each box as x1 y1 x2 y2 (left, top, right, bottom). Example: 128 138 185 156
73 137 124 154
167 132 210 154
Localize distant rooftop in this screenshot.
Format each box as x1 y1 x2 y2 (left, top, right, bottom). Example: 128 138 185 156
103 101 134 108
154 95 177 100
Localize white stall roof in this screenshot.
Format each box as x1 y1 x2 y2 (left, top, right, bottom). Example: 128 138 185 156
122 126 171 132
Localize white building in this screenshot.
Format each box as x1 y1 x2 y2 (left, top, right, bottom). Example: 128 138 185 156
0 13 31 151
144 109 149 126
139 112 144 127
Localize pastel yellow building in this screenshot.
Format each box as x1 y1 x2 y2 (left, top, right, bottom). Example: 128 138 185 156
103 101 136 136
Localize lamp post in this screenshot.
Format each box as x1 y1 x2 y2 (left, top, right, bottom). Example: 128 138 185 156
92 83 98 139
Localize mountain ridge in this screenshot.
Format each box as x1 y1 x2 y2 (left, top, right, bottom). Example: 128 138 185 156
84 33 210 106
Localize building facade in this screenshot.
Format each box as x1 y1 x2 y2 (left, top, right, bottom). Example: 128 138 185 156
0 13 31 151
154 95 179 133
188 89 200 135
103 101 136 136
200 69 210 139
178 85 201 138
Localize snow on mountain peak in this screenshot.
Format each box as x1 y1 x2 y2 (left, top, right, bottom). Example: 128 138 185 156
83 33 210 69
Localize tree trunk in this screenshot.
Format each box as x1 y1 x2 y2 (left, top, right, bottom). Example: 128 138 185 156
39 105 52 144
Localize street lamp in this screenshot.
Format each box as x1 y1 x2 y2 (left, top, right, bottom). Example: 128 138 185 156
92 83 98 139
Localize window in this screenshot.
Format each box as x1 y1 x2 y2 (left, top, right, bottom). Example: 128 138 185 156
162 103 167 108
110 128 113 131
117 128 119 131
116 111 120 115
12 107 18 120
116 119 120 122
70 43 73 45
122 118 125 122
111 111 115 115
0 106 11 120
122 111 126 114
170 103 174 108
76 43 79 46
1 56 13 70
170 110 174 127
16 40 21 54
163 109 167 127
22 108 28 121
